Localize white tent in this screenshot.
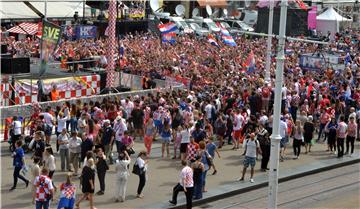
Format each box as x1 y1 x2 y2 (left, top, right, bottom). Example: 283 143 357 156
316 7 352 38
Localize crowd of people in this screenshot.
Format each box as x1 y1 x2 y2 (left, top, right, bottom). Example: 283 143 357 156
7 27 360 209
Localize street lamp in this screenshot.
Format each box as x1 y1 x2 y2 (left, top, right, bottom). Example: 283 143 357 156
265 0 274 82
268 0 288 208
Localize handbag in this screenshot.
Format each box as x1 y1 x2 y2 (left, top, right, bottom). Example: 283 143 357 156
132 163 144 175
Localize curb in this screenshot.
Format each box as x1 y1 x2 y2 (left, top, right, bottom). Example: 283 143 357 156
169 157 360 209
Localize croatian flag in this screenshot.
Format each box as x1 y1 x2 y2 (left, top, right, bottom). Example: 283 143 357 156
344 52 352 65
245 50 256 73
208 34 220 48
216 22 237 47
158 22 177 34
162 32 176 44
57 183 76 209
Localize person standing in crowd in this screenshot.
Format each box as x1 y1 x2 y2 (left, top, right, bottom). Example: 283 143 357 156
31 157 41 203
113 116 128 154
57 173 76 209
33 168 54 209
10 140 29 191
187 136 199 163
40 107 55 145
279 117 288 161
257 123 270 171
50 85 60 101
346 115 357 156
232 109 244 150
144 117 156 156
169 160 194 209
10 116 22 151
130 101 145 141
337 115 347 158
31 131 46 163
114 151 131 202
135 151 148 198
43 146 56 190
160 121 172 158
239 133 261 183
292 120 304 159
180 124 191 161
206 136 221 175
197 141 211 193
173 126 182 159
77 113 88 136
95 148 109 195
191 122 206 144
290 91 300 122
101 120 114 164
80 133 94 165
56 112 69 152
70 104 78 132
69 132 82 176
192 155 205 200
325 117 338 154
214 115 226 148
303 116 315 154
318 109 330 142
58 128 70 172
76 158 96 209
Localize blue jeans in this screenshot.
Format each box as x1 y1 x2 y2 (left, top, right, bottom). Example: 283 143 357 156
36 201 50 209
70 118 78 132
202 170 208 188
193 174 204 199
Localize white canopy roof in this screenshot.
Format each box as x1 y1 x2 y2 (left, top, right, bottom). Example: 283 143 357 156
0 1 92 20
316 7 352 21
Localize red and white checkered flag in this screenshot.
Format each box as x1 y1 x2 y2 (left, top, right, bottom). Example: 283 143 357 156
106 0 117 88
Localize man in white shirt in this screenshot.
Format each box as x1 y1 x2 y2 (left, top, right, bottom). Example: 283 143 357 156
113 116 128 153
169 160 194 209
204 101 214 121
40 108 54 145
10 116 22 151
233 109 245 149
279 117 288 161
239 133 261 183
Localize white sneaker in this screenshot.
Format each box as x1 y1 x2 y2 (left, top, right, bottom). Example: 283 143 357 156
250 178 254 183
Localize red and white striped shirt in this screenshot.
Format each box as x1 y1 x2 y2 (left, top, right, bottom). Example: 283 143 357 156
33 175 53 202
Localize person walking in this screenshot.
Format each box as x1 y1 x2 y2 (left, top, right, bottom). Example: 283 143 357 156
135 151 148 198
303 116 315 153
114 151 131 202
292 120 303 159
160 121 172 158
206 136 221 175
80 133 94 165
56 112 68 152
257 124 270 171
101 120 114 164
325 117 338 154
58 128 70 171
10 140 29 191
57 173 76 209
186 137 199 163
10 116 22 151
169 160 194 209
43 146 56 190
33 168 54 209
337 115 347 158
192 155 205 200
95 148 109 195
238 133 261 183
197 141 211 193
345 115 357 156
69 132 82 176
75 158 96 209
31 157 41 203
144 117 156 156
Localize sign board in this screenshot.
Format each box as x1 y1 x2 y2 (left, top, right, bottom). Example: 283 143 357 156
75 26 97 39
299 54 326 71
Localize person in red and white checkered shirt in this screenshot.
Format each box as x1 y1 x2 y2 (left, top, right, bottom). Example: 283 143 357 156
186 137 199 163
32 168 54 209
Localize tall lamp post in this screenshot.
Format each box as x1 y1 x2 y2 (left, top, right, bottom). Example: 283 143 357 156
265 0 274 82
268 0 288 208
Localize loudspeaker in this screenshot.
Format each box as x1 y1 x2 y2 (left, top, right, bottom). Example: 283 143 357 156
1 57 30 74
1 45 7 54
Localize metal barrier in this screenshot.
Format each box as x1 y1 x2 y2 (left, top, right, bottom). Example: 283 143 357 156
0 83 184 119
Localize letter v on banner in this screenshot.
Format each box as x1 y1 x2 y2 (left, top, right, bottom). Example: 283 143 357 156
39 20 62 77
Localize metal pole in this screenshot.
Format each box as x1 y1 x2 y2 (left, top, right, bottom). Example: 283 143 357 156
83 0 85 22
268 0 287 208
44 0 47 20
265 0 274 82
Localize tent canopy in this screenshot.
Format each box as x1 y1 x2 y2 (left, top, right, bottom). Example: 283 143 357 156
0 2 92 20
7 22 39 35
316 7 352 21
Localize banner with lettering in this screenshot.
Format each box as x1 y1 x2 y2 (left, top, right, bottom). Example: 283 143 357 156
39 20 62 76
74 25 97 39
299 54 326 72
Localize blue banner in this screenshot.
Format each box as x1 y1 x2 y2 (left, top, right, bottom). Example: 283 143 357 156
75 26 97 39
299 55 326 71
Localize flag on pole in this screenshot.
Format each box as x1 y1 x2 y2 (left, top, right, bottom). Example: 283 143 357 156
216 22 237 47
208 34 220 48
162 32 176 44
244 50 256 73
158 22 177 34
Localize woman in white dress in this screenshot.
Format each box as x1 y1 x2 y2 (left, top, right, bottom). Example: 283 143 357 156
114 151 131 202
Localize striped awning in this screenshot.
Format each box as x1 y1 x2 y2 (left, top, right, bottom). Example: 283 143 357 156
7 22 39 35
